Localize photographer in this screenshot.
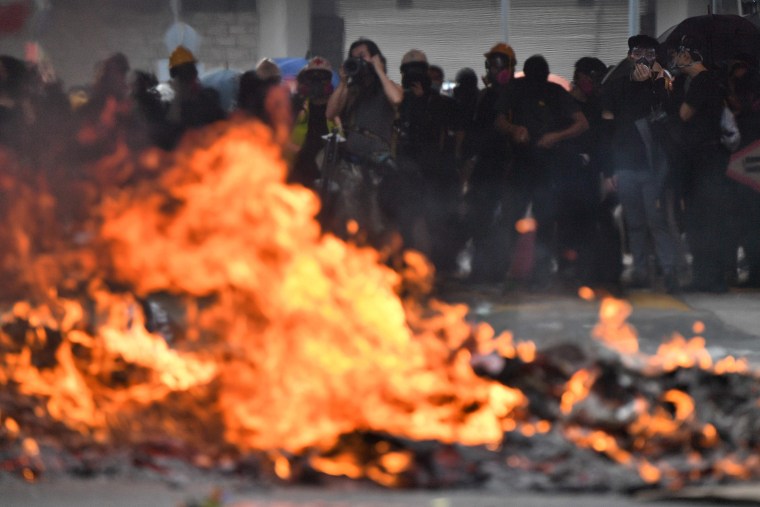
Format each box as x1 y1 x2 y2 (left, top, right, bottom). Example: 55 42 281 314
600 35 681 293
323 38 403 245
326 38 402 160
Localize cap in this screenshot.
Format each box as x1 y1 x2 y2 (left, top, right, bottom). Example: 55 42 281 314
627 34 659 51
484 42 516 64
574 56 607 76
169 45 196 69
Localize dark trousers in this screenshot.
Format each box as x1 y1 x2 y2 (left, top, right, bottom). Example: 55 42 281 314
682 147 733 289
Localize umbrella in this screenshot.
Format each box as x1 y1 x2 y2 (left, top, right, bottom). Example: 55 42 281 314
200 68 241 112
657 14 760 67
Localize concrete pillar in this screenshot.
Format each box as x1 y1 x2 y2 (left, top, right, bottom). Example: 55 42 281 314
257 0 311 59
629 0 640 36
500 0 510 42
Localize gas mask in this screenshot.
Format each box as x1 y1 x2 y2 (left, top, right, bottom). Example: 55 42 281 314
576 75 595 96
485 55 513 86
630 47 657 69
400 61 431 93
297 76 334 101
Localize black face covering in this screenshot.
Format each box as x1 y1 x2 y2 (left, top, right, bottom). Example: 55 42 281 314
402 70 431 92
400 61 431 92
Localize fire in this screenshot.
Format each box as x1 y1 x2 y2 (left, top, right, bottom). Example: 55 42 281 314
0 119 523 480
560 369 598 415
592 298 638 354
1 116 759 491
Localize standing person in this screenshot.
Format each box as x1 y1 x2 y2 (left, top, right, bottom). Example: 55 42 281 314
396 49 463 272
463 42 517 283
289 56 337 188
496 54 589 290
324 38 403 245
428 64 445 95
564 56 624 293
600 35 681 293
725 55 760 287
161 46 226 149
452 67 480 167
670 38 734 293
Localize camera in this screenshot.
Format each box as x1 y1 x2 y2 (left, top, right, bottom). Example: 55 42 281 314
343 57 369 79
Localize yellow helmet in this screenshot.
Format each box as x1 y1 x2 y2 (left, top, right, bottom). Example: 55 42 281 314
169 45 196 69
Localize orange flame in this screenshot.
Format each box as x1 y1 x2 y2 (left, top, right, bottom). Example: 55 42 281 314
1 120 525 466
592 298 638 354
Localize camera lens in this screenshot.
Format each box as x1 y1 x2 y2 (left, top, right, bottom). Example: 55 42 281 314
343 57 365 78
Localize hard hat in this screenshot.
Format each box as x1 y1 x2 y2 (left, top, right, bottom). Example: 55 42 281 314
484 42 516 65
298 56 333 81
169 45 196 69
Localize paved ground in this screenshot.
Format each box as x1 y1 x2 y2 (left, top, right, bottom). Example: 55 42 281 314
4 284 760 507
442 282 760 365
5 475 760 506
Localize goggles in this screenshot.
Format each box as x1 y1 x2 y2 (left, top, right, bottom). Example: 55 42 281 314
630 47 657 59
677 45 703 62
485 55 512 70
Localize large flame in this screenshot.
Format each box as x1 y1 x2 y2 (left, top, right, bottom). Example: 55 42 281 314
1 118 758 489
1 119 524 466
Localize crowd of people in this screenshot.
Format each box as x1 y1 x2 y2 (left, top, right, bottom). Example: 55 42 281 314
1 34 759 296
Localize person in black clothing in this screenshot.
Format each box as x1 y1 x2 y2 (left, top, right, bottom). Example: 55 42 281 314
725 55 760 287
670 38 734 292
563 56 623 292
601 34 681 294
161 46 226 149
495 54 589 289
463 42 517 283
452 67 480 167
0 55 29 151
396 49 464 272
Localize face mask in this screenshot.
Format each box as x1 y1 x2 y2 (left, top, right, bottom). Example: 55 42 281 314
635 57 654 68
401 70 431 92
496 69 511 85
298 80 333 100
577 78 595 96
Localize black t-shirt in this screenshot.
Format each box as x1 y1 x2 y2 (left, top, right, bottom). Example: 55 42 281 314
497 78 580 147
600 71 669 171
681 70 724 148
398 91 461 155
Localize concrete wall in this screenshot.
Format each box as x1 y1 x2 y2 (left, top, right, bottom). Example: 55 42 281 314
0 0 259 88
257 0 310 59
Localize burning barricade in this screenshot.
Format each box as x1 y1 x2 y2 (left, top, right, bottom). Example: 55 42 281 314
0 117 759 495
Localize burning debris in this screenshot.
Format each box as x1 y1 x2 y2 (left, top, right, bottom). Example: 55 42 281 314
1 118 759 495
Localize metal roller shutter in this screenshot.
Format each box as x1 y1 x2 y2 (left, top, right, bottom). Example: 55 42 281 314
336 0 651 83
